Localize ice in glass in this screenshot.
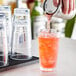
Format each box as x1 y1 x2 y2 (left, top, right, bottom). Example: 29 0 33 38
38 29 59 71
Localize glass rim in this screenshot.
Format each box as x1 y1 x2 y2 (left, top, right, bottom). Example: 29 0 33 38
39 28 57 33
38 29 60 38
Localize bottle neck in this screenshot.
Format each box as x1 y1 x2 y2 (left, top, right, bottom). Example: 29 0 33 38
34 0 41 6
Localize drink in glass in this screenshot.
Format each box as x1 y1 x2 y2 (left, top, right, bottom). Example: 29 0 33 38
38 29 59 71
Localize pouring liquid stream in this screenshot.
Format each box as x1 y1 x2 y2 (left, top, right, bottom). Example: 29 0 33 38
46 14 53 29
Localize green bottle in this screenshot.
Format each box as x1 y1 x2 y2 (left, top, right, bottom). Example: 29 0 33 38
31 0 44 39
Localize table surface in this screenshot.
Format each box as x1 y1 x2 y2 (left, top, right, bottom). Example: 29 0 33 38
0 38 76 76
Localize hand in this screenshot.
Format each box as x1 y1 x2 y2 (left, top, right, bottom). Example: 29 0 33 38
45 0 75 21
53 0 75 14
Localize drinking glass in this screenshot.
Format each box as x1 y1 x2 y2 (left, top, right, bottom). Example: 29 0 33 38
11 8 32 60
11 26 32 60
38 29 59 71
0 14 8 67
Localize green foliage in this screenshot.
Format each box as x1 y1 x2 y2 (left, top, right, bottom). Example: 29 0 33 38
65 15 76 38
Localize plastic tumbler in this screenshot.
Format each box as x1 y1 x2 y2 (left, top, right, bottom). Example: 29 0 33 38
38 29 59 71
0 14 8 67
11 8 32 60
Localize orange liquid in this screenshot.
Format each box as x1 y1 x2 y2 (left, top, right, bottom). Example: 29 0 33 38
39 36 59 69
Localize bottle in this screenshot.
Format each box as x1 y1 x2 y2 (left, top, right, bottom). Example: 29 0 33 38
31 0 46 39
51 17 65 37
33 16 46 39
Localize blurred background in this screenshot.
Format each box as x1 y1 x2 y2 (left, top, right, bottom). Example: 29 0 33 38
0 0 76 39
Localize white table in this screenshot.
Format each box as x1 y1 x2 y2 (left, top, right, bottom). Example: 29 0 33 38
0 38 76 76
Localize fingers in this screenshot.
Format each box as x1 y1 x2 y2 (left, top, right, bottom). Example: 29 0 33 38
53 0 59 7
68 0 73 13
62 0 69 14
73 0 75 10
62 0 75 14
